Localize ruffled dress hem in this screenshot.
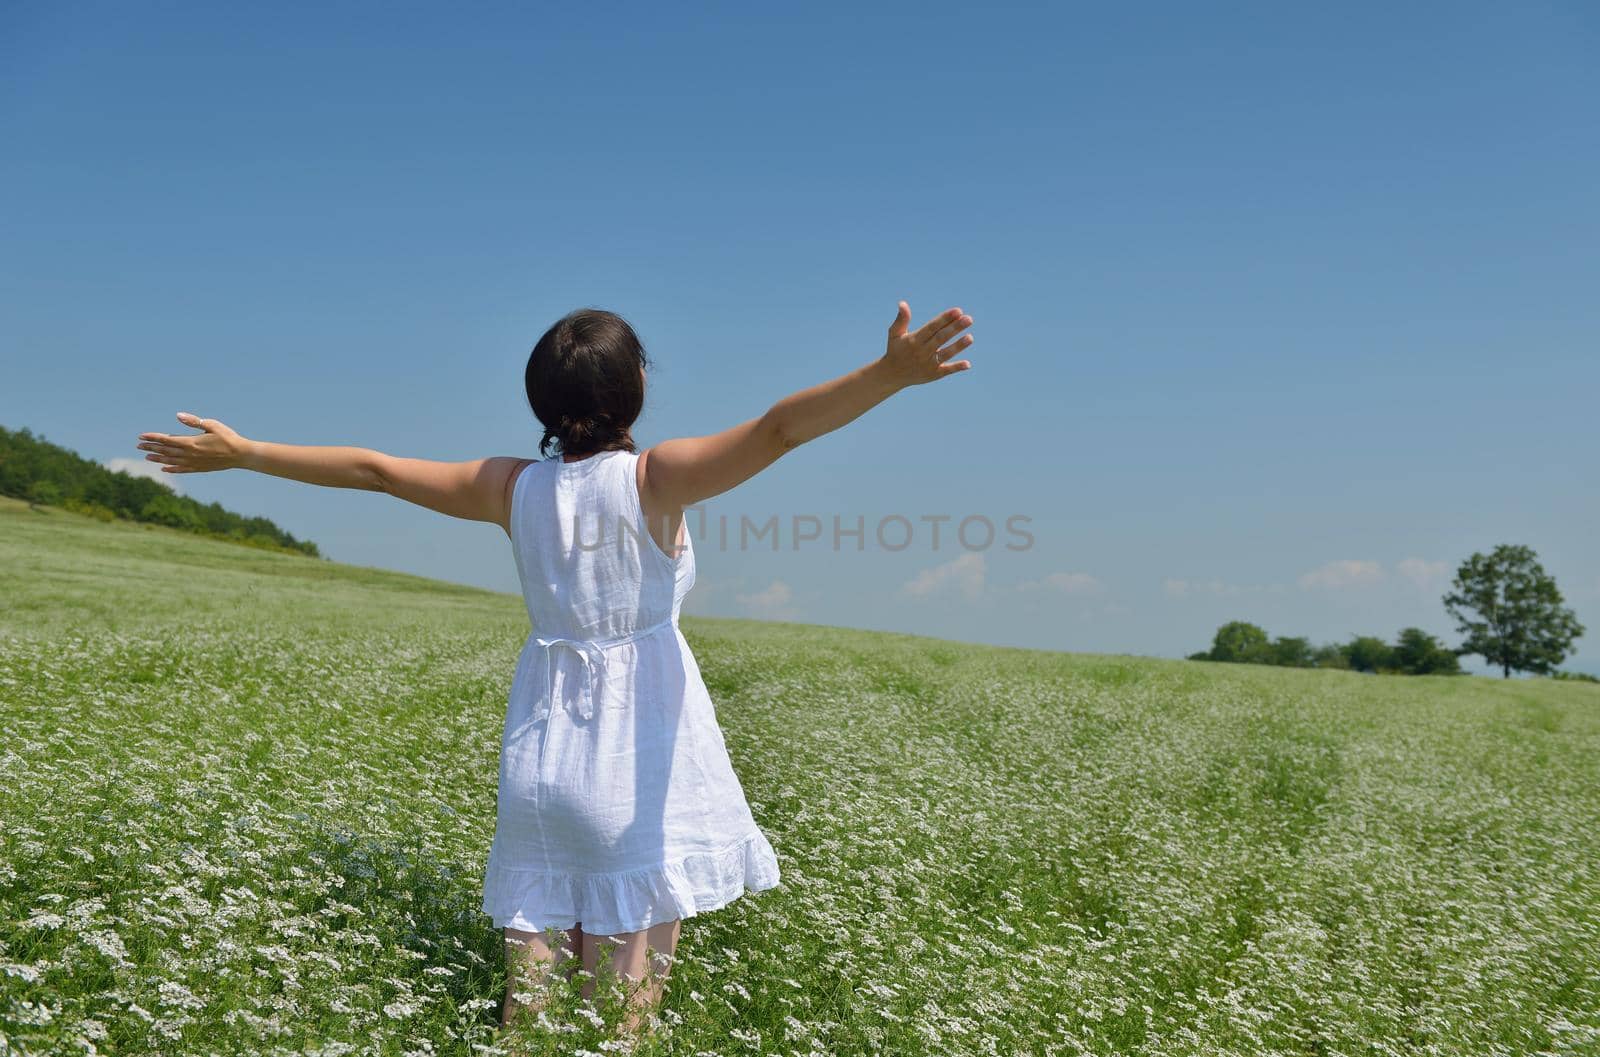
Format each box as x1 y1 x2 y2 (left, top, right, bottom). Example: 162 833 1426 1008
481 829 782 937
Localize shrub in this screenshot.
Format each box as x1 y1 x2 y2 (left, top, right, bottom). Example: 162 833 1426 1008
1392 627 1462 675
1204 621 1273 664
61 497 118 522
1343 636 1396 674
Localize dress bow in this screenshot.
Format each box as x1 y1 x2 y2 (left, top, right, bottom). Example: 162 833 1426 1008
532 635 610 723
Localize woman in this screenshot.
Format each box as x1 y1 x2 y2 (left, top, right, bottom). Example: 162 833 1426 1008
134 299 976 1042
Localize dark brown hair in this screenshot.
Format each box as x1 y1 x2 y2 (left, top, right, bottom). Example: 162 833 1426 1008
524 308 650 459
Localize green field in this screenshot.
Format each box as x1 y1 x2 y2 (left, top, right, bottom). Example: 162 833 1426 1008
3 495 1598 1056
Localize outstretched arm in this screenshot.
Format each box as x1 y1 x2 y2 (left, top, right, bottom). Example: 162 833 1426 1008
639 300 975 511
135 413 527 529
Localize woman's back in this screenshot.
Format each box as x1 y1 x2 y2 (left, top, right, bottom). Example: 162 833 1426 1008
509 449 694 641
483 446 779 939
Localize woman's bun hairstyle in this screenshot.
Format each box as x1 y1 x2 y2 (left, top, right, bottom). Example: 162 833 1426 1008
525 308 650 459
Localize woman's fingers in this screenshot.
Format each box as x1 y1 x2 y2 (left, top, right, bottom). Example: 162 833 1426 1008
935 333 975 362
929 313 972 349
179 409 236 434
888 301 912 338
137 431 189 445
912 307 963 345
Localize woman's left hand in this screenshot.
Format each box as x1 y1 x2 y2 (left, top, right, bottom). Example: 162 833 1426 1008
136 413 252 474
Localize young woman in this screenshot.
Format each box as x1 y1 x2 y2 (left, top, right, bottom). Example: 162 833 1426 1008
134 299 976 1041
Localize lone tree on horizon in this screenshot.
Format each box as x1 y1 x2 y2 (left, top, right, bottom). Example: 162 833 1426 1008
1443 544 1584 678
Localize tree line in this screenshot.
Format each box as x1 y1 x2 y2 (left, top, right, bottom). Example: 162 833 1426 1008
0 425 322 558
1189 545 1587 679
1189 622 1463 674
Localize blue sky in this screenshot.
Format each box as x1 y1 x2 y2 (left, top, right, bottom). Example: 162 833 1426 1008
4 1 1596 673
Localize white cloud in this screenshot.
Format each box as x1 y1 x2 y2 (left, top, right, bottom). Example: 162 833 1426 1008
1297 559 1384 591
1018 571 1102 595
735 580 798 620
1397 558 1451 591
1166 578 1241 598
104 457 181 495
1164 577 1291 597
902 552 986 601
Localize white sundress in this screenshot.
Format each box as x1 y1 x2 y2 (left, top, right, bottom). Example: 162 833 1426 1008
481 448 782 937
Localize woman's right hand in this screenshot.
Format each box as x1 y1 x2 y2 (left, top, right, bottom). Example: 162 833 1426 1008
878 301 975 388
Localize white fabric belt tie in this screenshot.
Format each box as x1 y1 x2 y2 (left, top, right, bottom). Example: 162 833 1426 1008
531 617 676 723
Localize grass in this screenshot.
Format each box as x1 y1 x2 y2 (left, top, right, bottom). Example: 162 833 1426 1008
2 495 1599 1055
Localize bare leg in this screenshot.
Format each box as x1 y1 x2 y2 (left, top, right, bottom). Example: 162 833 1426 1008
581 918 683 1036
502 923 583 1029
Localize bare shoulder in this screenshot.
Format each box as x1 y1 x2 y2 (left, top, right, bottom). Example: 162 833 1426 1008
634 446 688 556
634 446 651 511
496 457 540 537
635 445 684 527
503 455 539 500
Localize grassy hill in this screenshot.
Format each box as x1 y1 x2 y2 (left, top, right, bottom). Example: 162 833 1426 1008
0 424 322 558
2 496 1598 1056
